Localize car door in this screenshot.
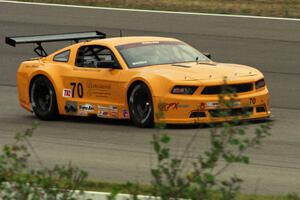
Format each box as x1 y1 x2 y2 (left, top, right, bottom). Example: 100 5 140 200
62 44 123 116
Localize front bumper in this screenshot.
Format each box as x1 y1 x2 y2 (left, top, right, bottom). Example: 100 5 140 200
153 87 271 124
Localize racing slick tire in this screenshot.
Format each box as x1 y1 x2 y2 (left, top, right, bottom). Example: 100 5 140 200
30 76 58 120
128 83 154 128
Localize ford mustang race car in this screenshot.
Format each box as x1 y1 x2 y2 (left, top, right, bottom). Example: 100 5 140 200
6 31 271 128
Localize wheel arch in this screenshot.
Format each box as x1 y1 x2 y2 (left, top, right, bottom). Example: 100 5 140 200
28 72 63 114
29 73 57 103
126 79 155 128
126 75 172 110
126 78 154 105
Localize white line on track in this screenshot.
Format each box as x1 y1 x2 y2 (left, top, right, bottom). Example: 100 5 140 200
80 190 154 200
1 0 300 21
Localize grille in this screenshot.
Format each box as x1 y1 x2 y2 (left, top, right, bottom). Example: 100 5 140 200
190 111 206 118
208 107 253 117
256 106 266 113
201 83 253 95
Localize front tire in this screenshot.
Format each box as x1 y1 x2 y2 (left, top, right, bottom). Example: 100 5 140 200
128 83 154 128
30 76 58 120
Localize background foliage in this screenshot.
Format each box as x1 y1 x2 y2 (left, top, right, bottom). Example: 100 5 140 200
0 124 88 200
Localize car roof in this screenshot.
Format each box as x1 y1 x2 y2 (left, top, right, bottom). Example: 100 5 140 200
51 36 182 56
84 36 180 46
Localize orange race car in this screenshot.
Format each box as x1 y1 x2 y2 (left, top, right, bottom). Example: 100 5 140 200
6 31 271 128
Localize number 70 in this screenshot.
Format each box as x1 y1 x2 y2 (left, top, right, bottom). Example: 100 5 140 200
70 82 83 98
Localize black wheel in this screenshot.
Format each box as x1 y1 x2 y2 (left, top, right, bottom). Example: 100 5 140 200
30 76 58 120
128 83 154 128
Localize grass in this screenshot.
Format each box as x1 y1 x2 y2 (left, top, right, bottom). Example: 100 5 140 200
80 180 300 200
13 0 300 18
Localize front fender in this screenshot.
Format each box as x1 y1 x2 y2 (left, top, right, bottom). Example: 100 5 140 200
127 74 174 97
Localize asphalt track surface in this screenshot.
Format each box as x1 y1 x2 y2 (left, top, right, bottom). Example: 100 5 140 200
1 1 300 195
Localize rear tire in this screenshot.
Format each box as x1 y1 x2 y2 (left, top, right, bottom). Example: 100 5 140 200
30 76 58 120
128 83 154 128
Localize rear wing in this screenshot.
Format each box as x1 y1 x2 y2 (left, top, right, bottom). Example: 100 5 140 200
5 31 106 57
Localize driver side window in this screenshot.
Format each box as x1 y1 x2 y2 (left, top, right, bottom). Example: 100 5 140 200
75 45 117 68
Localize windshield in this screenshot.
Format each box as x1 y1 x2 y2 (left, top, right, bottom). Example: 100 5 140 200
116 41 210 68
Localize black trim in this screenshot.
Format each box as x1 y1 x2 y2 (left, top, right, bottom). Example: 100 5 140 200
34 42 48 57
209 107 253 117
255 79 265 89
256 106 266 113
201 83 253 95
190 111 206 118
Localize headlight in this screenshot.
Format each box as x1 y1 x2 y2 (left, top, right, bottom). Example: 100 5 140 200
255 79 265 89
171 86 197 94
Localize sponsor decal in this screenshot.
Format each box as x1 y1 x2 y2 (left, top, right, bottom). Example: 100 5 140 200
178 104 190 108
111 111 118 118
86 81 111 98
79 104 94 112
184 76 198 81
73 67 101 72
159 102 179 111
132 61 148 66
97 105 119 118
206 100 241 108
98 110 109 118
65 101 77 113
110 106 118 118
159 103 190 112
87 82 111 90
62 89 72 98
206 102 219 108
98 105 108 110
142 41 160 45
199 102 206 110
78 110 88 116
109 105 118 112
122 109 129 118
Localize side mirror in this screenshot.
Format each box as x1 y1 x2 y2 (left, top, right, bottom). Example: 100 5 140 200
203 52 212 59
97 60 121 69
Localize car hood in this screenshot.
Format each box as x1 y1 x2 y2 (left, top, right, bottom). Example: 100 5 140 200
134 62 262 81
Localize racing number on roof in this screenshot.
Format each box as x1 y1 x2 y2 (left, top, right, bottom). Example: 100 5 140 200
70 82 83 98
